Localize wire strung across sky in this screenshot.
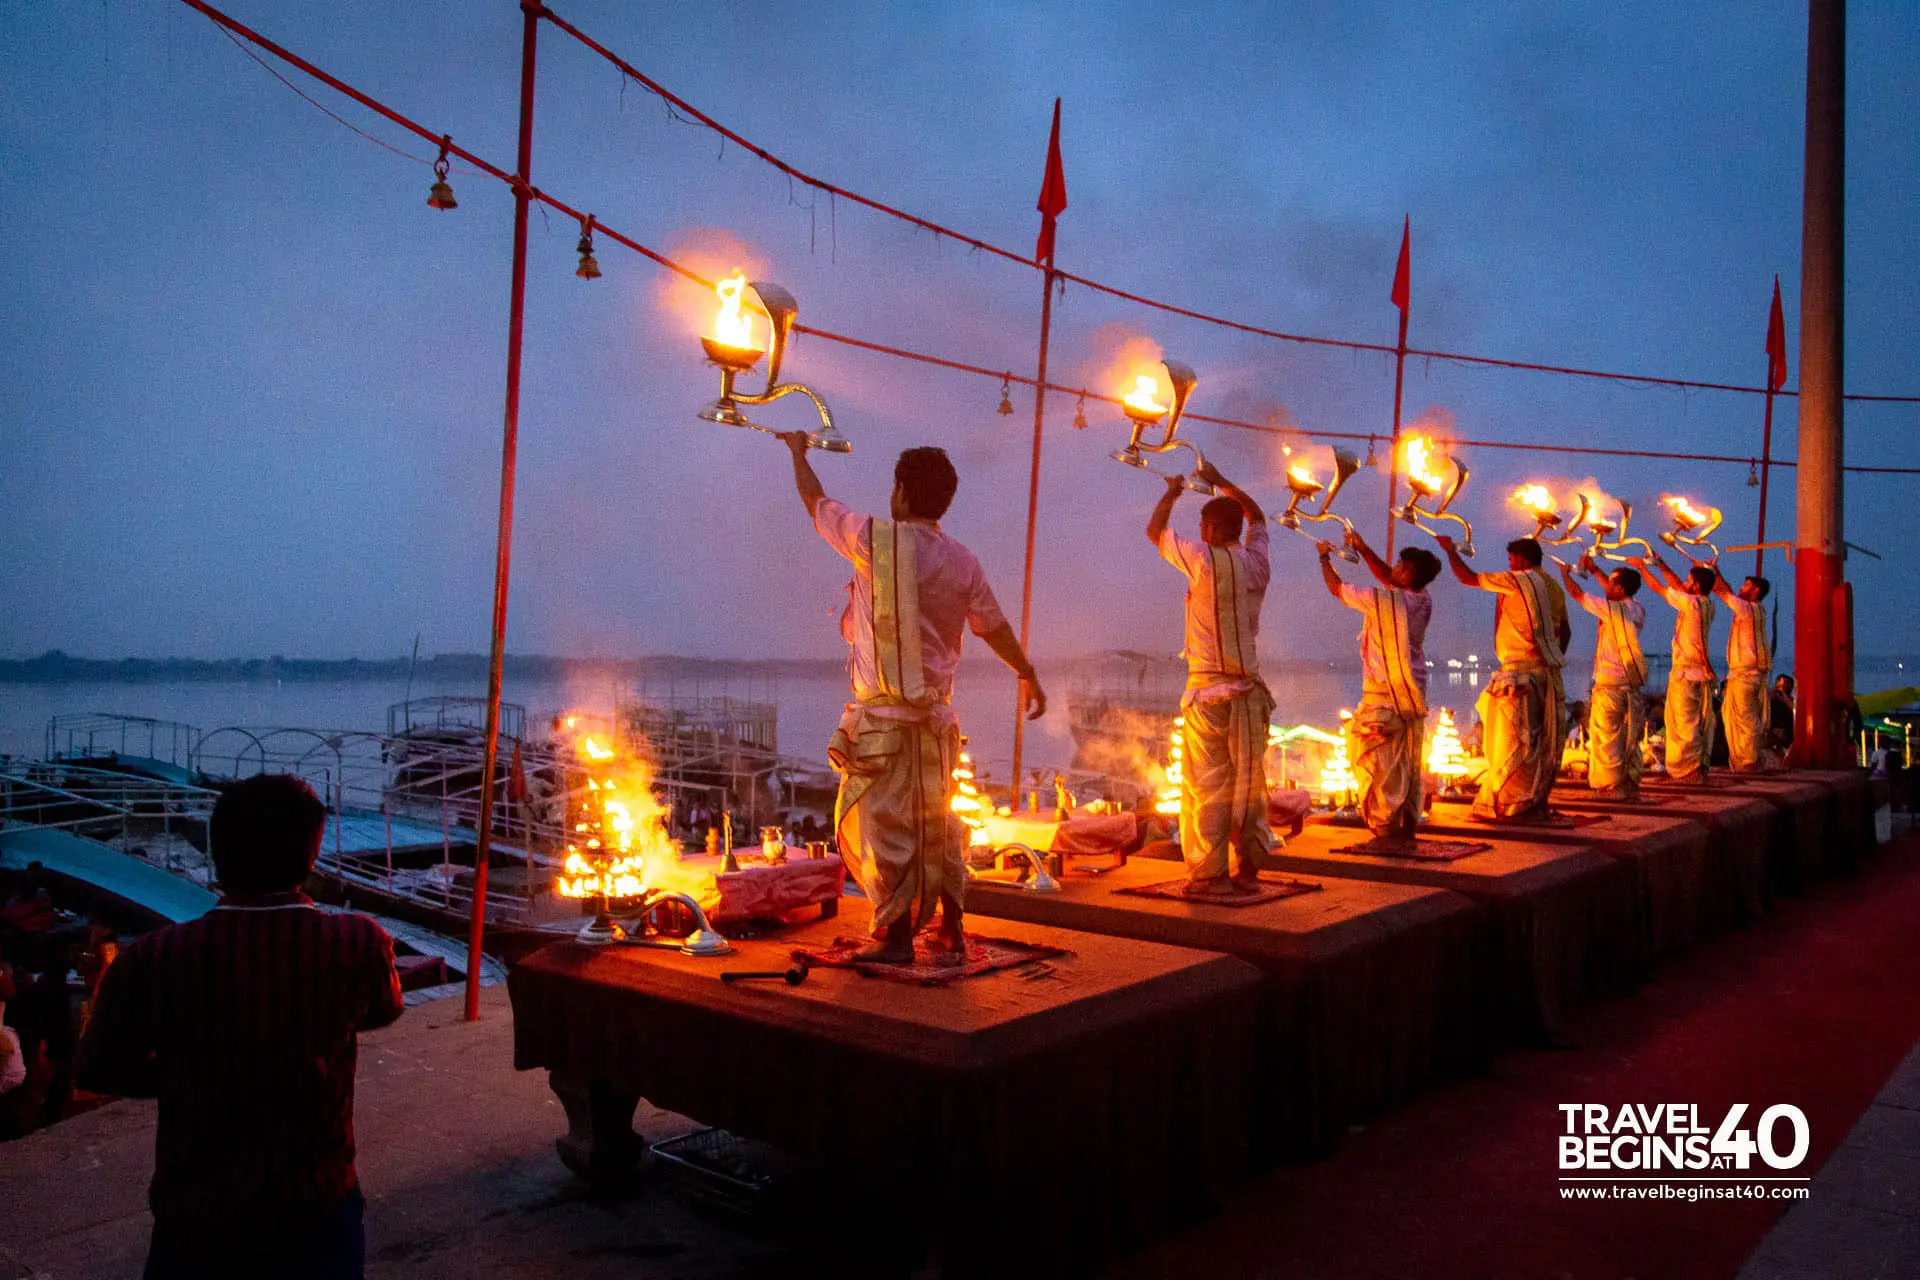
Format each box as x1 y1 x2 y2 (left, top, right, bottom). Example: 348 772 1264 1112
534 2 1918 408
179 0 1920 478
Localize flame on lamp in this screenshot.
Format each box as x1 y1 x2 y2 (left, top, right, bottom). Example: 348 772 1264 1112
1513 484 1555 515
554 728 688 903
1122 373 1168 420
950 751 990 848
1320 711 1357 806
1427 707 1468 780
1288 462 1319 489
1155 717 1185 816
1403 435 1447 496
710 273 761 352
1665 495 1709 529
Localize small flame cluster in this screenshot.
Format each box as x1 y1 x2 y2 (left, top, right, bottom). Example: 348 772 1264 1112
1512 484 1556 516
711 272 761 352
1155 717 1186 816
1664 494 1709 528
554 731 679 901
1123 373 1168 418
1426 708 1468 780
949 751 990 847
1320 710 1358 806
1402 435 1449 495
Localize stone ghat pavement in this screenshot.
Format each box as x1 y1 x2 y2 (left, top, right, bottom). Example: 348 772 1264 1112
0 988 803 1280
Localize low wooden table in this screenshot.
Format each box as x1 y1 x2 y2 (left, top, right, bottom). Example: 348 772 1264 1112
509 901 1262 1277
1636 774 1836 896
966 860 1486 1153
1257 825 1636 1037
1551 787 1773 939
1399 802 1711 965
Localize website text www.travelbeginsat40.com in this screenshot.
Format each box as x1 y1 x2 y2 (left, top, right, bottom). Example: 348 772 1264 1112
1560 1183 1811 1202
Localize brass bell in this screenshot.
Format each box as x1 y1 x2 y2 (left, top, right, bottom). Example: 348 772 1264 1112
997 375 1014 416
1747 460 1761 487
427 139 457 210
1072 394 1088 430
576 217 601 279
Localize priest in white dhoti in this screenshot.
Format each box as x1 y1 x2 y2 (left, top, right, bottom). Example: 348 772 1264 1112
1317 530 1443 843
1712 565 1773 771
1439 535 1571 820
780 433 1045 964
1559 556 1649 800
1633 553 1720 784
1148 461 1279 896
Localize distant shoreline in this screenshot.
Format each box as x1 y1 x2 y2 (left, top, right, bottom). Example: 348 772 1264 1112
0 650 1379 683
2 649 1880 686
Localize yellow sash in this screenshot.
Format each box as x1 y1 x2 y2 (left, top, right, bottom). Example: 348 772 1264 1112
1602 599 1649 689
870 520 928 705
1369 587 1427 719
1193 544 1253 687
1731 600 1771 672
1508 569 1565 668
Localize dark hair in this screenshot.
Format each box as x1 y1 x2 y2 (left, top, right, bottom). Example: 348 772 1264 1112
1746 575 1771 600
210 774 327 894
1613 567 1643 597
1200 496 1245 541
1399 547 1442 588
1688 565 1717 594
1506 538 1543 567
894 447 959 519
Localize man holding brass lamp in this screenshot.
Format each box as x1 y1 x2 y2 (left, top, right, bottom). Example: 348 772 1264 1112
1147 459 1280 895
778 432 1045 964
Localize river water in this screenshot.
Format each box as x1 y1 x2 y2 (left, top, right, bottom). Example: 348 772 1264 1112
5 659 1913 781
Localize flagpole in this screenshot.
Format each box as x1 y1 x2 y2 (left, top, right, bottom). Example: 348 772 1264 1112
1011 266 1054 811
465 0 540 1021
1756 379 1776 578
1385 217 1411 555
1011 98 1065 813
1385 306 1408 556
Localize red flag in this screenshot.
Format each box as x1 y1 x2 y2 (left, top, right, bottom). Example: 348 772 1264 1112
1035 98 1067 266
1390 216 1411 315
1766 274 1788 391
508 737 528 805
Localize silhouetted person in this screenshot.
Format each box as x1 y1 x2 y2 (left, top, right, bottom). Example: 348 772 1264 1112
77 774 403 1279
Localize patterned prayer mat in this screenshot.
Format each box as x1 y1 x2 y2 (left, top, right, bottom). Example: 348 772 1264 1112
794 933 1068 985
1113 875 1324 906
1334 836 1494 862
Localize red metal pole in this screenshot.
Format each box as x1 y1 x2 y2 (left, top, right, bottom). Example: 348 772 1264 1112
1384 307 1409 555
1792 0 1845 768
1010 267 1055 811
465 1 540 1020
1755 383 1776 578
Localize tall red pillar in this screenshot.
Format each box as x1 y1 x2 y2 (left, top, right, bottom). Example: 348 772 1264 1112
1792 0 1847 767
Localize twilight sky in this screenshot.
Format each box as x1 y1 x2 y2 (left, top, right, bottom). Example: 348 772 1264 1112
2 0 1915 666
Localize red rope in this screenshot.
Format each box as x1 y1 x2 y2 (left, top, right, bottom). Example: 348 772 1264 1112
537 3 1919 407
185 0 1920 478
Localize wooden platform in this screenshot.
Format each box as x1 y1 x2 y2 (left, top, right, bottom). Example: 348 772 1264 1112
964 860 1486 1153
1638 774 1839 895
1403 802 1712 965
509 901 1262 1278
1551 787 1774 938
1255 825 1637 1037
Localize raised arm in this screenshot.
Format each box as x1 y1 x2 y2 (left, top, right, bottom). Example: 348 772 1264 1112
1708 560 1739 605
777 431 827 518
1317 541 1347 600
1558 558 1591 607
1145 473 1183 547
979 623 1047 720
1347 527 1395 588
1634 553 1684 595
1436 535 1481 588
1197 460 1264 526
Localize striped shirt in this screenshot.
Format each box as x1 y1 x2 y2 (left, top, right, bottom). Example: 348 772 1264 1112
1159 522 1271 704
75 893 403 1230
